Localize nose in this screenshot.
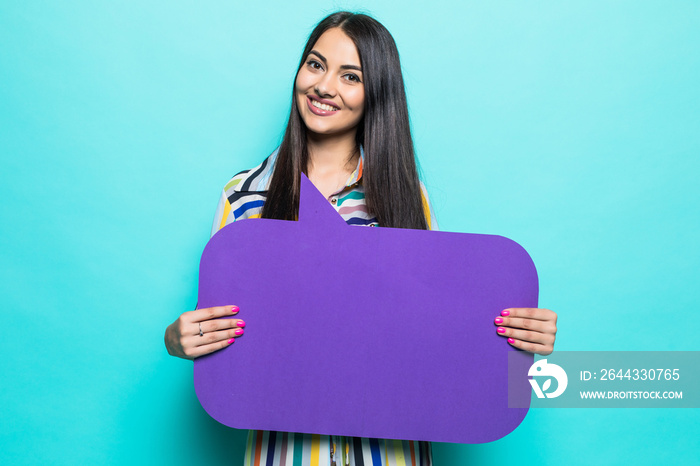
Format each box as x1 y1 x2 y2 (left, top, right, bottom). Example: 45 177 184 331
315 72 336 98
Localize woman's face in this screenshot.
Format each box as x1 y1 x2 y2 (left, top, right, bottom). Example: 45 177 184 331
295 28 365 138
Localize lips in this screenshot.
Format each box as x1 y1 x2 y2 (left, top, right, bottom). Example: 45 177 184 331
306 95 339 116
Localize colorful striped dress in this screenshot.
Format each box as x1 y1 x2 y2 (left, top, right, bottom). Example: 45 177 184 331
210 148 437 466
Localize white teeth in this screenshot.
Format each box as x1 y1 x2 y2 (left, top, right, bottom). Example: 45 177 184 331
311 100 338 112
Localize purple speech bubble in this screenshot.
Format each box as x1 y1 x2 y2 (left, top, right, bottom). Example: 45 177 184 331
194 175 536 443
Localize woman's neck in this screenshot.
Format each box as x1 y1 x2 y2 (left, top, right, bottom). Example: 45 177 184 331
306 131 359 199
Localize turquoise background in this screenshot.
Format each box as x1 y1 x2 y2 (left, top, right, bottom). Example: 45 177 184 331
1 1 698 464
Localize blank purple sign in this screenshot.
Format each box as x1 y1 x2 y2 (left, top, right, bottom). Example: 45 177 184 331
194 175 536 443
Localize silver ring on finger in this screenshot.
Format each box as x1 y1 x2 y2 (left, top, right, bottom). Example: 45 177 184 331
199 322 203 337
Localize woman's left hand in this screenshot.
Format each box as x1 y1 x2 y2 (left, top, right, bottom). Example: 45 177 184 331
495 308 557 355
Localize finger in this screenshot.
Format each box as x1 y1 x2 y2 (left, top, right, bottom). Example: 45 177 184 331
500 308 556 322
180 326 243 358
494 316 556 334
201 318 246 334
506 337 553 356
187 305 240 324
187 327 244 349
186 337 236 359
496 326 555 346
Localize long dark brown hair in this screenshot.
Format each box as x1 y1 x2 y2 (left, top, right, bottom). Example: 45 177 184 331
262 12 428 230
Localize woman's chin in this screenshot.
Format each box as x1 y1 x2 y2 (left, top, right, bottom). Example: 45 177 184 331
304 124 359 141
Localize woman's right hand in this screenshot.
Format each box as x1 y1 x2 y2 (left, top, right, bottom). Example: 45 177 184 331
164 305 245 360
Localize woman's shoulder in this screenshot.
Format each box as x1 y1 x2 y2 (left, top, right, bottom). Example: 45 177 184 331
221 148 279 197
210 149 279 236
418 180 439 231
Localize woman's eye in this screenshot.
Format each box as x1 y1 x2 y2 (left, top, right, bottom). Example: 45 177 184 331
307 60 323 70
344 73 361 83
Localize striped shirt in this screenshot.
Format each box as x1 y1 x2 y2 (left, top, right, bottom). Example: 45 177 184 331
211 147 437 233
210 147 436 466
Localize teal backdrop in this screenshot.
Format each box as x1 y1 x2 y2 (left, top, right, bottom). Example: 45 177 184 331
1 1 698 464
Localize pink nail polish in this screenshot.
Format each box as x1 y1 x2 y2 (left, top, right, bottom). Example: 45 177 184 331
501 310 510 317
508 338 515 344
237 320 246 328
497 327 506 334
227 338 235 344
495 317 503 324
231 306 239 313
235 329 244 336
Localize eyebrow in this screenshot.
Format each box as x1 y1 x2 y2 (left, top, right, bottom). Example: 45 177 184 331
308 50 362 72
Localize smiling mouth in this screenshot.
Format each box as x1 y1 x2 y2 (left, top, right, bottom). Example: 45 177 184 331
308 96 339 112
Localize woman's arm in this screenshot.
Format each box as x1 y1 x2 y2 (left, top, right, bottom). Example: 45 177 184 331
419 184 559 354
164 188 246 360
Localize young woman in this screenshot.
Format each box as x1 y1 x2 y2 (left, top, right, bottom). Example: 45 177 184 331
165 11 558 465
